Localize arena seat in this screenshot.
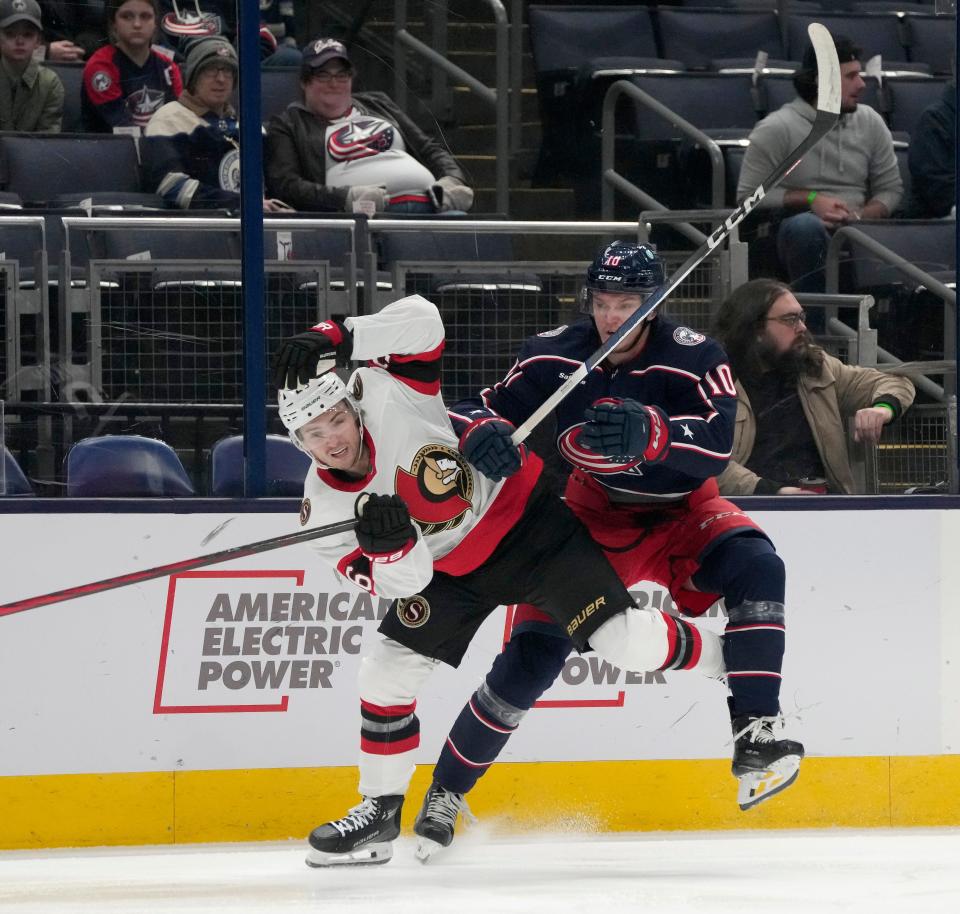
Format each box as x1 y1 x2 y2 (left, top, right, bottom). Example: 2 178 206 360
208 434 311 497
0 133 156 208
785 13 909 66
45 63 85 134
656 8 786 71
2 447 34 496
905 14 956 75
885 77 951 138
528 4 660 180
66 435 195 497
260 67 303 124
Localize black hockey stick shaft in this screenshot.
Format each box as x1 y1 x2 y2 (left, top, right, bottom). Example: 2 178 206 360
0 516 357 617
511 22 841 446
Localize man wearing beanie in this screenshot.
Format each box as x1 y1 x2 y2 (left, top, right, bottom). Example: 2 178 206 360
736 35 902 294
142 35 288 211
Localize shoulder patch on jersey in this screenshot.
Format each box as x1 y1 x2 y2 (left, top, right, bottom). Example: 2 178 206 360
396 594 430 628
299 497 311 526
673 326 706 346
351 375 363 400
537 324 567 338
218 148 240 192
91 70 112 93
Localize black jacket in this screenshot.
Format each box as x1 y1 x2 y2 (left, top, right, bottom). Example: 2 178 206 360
908 82 956 219
264 90 466 212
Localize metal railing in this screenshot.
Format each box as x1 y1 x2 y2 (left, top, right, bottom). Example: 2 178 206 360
393 0 511 214
601 79 725 224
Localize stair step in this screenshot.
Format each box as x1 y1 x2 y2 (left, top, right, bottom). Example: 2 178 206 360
475 187 576 221
444 121 542 155
453 86 539 126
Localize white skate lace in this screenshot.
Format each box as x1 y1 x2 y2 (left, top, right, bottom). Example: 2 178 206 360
330 797 382 838
424 788 476 830
732 715 779 744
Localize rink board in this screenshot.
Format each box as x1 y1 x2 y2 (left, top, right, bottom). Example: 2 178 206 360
1 503 959 848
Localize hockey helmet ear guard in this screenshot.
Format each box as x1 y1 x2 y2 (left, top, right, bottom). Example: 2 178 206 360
278 371 363 458
580 241 665 312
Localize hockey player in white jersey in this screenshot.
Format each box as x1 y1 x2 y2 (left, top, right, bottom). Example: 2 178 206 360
274 294 730 867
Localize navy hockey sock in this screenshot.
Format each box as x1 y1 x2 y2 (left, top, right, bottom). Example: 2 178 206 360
434 631 571 794
693 534 785 717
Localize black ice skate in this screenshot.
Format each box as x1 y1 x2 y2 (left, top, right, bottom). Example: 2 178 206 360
732 715 805 811
305 795 403 867
413 781 476 863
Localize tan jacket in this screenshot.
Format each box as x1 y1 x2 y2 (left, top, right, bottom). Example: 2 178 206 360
718 353 916 495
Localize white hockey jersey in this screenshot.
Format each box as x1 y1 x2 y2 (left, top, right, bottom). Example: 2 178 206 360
299 295 543 599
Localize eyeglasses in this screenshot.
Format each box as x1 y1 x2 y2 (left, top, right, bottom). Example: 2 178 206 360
312 70 353 84
766 310 807 328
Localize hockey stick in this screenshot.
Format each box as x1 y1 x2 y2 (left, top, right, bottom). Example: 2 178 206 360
0 516 357 618
510 22 841 447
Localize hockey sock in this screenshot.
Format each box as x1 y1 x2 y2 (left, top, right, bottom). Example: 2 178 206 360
693 534 785 717
433 632 570 794
358 699 420 796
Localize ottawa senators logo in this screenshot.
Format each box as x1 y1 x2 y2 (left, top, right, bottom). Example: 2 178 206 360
396 595 430 628
395 444 473 535
299 498 311 527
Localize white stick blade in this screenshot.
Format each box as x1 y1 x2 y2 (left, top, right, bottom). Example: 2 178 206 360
807 23 841 115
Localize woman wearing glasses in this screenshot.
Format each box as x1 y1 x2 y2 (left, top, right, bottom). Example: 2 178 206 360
264 38 474 215
713 278 915 495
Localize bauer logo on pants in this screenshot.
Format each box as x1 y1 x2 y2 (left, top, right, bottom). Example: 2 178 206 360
396 595 431 628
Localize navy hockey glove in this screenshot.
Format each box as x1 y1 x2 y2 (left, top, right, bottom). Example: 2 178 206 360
581 399 670 463
271 320 351 390
355 494 417 556
459 417 522 481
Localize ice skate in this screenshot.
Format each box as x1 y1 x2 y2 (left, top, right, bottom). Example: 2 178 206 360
731 715 804 811
413 781 476 863
305 795 403 867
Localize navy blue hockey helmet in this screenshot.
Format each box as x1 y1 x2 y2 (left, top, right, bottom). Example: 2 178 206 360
585 241 665 296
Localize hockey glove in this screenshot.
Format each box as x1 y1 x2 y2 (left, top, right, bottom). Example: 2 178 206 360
459 417 522 481
271 320 350 390
581 399 670 463
355 494 417 556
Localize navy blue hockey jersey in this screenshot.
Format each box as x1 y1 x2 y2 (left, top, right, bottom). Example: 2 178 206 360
450 316 737 501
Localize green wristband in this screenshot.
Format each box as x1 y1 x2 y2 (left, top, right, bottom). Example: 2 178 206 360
806 190 818 206
874 401 895 417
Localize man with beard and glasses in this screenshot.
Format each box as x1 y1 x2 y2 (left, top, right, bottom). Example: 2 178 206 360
713 278 915 496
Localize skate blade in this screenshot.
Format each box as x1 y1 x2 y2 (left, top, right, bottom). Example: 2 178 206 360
414 836 445 864
305 841 394 867
737 754 801 811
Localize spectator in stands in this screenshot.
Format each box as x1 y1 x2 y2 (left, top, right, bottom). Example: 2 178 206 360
38 1 103 61
737 36 902 293
908 79 956 219
82 0 182 132
712 278 915 496
0 0 64 131
157 1 300 68
142 35 289 212
264 37 474 214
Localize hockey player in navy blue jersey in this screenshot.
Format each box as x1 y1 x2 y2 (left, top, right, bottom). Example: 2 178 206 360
410 242 805 858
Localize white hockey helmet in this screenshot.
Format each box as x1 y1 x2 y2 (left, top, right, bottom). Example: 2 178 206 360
277 371 363 457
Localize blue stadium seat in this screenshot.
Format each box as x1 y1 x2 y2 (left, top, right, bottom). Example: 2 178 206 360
786 13 909 65
905 14 956 75
885 77 951 138
260 67 303 124
760 73 882 118
2 447 34 496
66 435 195 497
0 133 159 208
656 8 785 71
209 434 311 497
45 62 84 133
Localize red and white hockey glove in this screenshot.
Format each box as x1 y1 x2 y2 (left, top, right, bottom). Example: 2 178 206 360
581 398 670 463
271 320 351 390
